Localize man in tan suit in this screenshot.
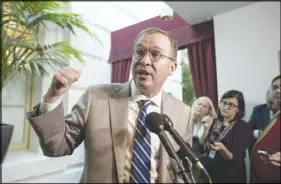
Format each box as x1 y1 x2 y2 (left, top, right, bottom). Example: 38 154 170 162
26 27 192 183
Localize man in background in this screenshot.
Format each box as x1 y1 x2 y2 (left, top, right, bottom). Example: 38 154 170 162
249 76 281 139
251 75 280 183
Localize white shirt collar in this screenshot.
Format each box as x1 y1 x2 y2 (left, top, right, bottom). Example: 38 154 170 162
130 80 162 108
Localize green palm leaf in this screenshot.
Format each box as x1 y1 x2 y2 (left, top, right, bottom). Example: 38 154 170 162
2 1 95 89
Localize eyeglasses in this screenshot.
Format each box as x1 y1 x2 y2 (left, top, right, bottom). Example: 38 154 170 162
269 85 281 91
221 100 238 109
133 48 175 62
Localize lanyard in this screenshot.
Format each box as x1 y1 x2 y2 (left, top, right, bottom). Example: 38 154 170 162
193 122 203 136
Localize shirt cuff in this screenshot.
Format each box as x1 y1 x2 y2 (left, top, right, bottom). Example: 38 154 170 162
39 96 62 115
253 130 260 139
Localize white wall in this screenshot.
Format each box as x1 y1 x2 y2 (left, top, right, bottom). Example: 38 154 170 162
214 1 280 121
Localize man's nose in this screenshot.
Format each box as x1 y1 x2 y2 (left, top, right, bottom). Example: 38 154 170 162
139 54 151 65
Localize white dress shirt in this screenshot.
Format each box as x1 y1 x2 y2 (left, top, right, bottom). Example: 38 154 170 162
39 81 162 183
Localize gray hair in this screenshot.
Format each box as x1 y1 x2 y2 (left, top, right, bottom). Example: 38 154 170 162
191 96 217 119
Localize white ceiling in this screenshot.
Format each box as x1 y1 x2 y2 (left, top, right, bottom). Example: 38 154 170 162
165 2 256 25
109 1 166 22
106 1 169 31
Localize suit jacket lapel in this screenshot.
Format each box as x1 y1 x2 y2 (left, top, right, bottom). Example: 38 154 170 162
158 92 176 183
109 81 131 183
109 84 177 183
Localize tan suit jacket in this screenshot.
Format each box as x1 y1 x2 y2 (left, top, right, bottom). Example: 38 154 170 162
26 81 192 183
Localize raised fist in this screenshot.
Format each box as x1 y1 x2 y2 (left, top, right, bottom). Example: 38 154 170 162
44 66 81 103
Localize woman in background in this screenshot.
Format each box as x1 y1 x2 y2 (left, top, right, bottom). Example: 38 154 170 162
190 96 217 157
189 96 217 183
200 90 253 183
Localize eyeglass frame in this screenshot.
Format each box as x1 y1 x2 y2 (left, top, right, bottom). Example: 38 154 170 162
132 48 176 62
269 85 281 91
220 99 238 109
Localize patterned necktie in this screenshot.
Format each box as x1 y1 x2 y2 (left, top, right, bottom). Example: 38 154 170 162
129 100 151 183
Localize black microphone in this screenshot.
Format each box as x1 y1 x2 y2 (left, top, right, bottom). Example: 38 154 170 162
162 114 205 171
145 112 192 183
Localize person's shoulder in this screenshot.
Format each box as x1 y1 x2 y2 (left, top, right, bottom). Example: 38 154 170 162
253 103 268 111
235 120 254 141
236 119 252 130
165 92 191 112
89 83 122 91
237 119 249 124
87 82 127 98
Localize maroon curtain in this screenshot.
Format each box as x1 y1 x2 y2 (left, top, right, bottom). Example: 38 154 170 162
187 39 218 108
111 59 132 83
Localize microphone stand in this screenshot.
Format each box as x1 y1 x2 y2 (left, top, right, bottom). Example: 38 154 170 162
145 112 194 183
167 155 195 184
167 158 178 183
181 157 196 183
157 130 193 183
178 148 212 184
162 114 211 183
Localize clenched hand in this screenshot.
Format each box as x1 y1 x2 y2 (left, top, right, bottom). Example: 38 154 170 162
44 66 81 103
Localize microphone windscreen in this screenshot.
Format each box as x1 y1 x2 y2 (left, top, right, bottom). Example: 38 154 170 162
176 146 188 159
145 112 165 134
162 114 173 129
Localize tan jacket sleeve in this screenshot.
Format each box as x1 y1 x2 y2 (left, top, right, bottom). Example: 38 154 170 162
26 87 91 157
183 106 193 147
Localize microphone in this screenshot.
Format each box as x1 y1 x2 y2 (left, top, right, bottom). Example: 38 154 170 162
145 112 192 183
162 114 205 171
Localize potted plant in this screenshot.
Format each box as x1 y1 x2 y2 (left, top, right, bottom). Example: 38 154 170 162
1 1 94 163
1 124 14 163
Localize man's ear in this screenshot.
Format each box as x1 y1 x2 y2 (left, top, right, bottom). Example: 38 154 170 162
169 62 177 76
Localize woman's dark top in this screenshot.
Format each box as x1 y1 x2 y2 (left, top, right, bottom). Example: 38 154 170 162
201 119 253 183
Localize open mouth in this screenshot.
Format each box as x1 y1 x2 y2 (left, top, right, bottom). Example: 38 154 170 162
137 70 150 76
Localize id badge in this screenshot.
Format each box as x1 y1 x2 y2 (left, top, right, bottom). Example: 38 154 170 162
208 150 216 159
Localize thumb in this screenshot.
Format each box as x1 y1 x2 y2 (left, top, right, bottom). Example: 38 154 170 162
214 142 220 146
